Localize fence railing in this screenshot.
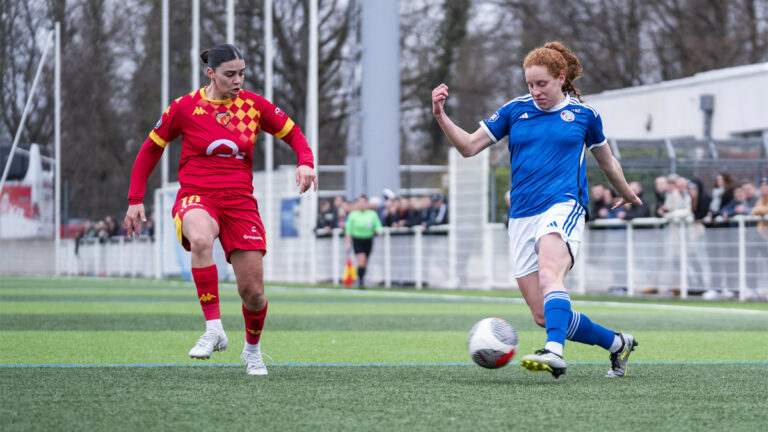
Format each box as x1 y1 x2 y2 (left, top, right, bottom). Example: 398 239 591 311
5 215 766 302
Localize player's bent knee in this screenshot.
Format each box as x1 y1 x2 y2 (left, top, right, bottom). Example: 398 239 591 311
239 284 266 309
187 234 214 253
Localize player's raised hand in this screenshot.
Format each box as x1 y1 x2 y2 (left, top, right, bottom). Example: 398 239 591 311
296 165 318 194
432 83 449 118
123 203 146 238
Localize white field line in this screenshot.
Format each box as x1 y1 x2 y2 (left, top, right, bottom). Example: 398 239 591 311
262 285 768 316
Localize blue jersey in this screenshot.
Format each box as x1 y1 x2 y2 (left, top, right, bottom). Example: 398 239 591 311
480 94 606 219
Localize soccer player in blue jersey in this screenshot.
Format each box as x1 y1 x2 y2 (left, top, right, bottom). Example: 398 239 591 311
432 41 640 379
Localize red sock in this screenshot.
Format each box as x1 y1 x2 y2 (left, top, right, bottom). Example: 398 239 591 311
242 301 268 345
192 265 220 321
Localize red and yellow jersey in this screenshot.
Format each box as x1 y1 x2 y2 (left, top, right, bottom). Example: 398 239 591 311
128 88 313 204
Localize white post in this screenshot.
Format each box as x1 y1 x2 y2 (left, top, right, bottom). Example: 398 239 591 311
191 0 200 91
577 225 587 294
447 150 458 288
414 225 423 289
153 189 162 279
264 0 274 281
737 216 747 301
331 228 340 285
626 222 634 297
227 0 235 44
118 236 126 276
54 23 61 276
384 228 391 288
679 221 688 299
0 31 53 195
483 224 493 289
161 0 169 187
306 0 319 284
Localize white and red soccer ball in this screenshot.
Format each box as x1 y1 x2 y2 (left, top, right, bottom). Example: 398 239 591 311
467 317 519 369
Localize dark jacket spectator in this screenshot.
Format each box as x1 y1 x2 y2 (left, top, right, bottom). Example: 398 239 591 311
688 178 711 221
624 181 650 219
316 199 338 232
425 194 449 227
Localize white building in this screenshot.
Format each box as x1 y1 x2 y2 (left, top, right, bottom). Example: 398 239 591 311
585 62 768 140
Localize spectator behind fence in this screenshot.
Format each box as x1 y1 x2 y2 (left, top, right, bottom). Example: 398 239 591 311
590 184 605 217
425 193 448 227
688 179 711 222
653 176 668 217
750 178 768 239
316 198 337 233
741 180 759 213
709 171 736 218
719 184 749 220
624 181 650 219
662 175 691 220
597 188 626 219
687 178 712 293
104 216 119 237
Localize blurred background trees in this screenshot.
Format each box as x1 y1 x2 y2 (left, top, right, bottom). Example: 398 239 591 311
1 0 767 217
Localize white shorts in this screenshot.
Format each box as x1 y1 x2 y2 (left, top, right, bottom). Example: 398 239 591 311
507 200 586 278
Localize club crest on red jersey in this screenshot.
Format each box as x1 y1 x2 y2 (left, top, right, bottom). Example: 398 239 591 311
216 112 231 126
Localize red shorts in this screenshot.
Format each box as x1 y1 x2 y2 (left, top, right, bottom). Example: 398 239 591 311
171 189 267 262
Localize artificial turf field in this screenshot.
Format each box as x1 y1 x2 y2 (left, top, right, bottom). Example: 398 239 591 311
1 276 767 431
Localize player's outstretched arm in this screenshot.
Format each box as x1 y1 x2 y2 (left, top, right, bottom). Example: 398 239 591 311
591 144 641 209
431 83 493 157
124 138 165 238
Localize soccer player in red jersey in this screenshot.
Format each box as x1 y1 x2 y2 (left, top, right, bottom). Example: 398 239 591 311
123 44 317 375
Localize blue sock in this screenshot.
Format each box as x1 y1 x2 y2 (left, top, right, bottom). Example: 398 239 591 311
543 291 572 346
566 311 616 350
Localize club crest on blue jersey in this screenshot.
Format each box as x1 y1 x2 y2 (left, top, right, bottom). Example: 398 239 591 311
216 112 232 127
560 110 575 122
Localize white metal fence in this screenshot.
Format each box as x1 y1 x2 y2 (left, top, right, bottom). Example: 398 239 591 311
3 215 767 302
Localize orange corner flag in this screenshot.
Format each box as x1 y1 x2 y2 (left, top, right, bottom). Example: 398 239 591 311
342 256 357 288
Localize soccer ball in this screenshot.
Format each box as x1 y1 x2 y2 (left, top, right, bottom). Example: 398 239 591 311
467 317 519 369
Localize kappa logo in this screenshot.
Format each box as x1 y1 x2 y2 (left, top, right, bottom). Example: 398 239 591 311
247 328 262 336
560 110 575 122
519 112 529 119
193 107 205 115
251 226 258 233
216 112 232 126
199 293 217 302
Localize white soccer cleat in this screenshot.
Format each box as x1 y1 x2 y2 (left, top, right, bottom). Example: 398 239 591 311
188 331 228 359
241 344 268 376
606 333 638 378
520 349 567 379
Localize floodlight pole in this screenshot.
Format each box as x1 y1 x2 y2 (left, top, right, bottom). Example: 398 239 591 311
227 0 235 44
161 0 169 187
264 0 274 281
191 0 200 91
307 0 319 283
54 22 62 275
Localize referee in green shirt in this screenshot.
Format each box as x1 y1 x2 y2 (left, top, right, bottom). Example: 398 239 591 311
345 195 383 289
